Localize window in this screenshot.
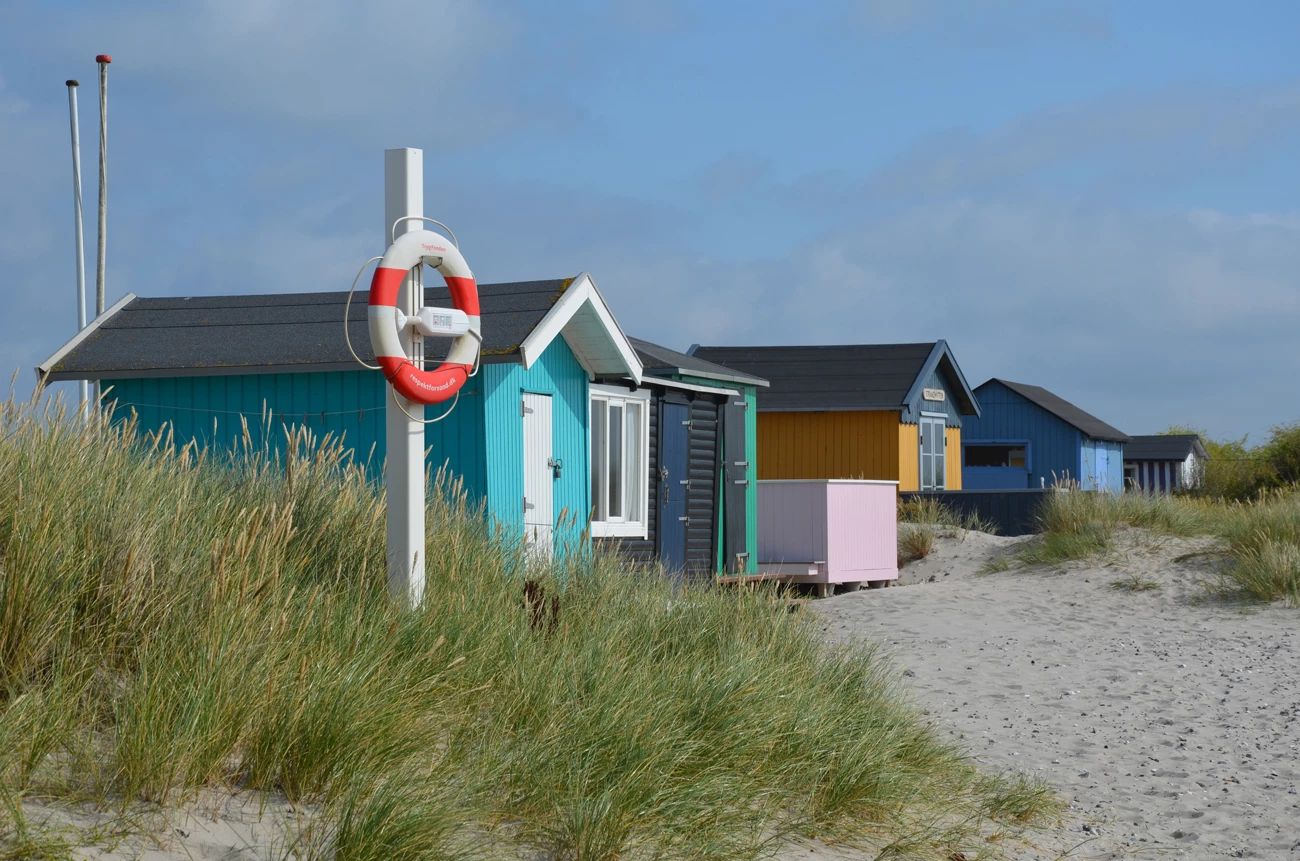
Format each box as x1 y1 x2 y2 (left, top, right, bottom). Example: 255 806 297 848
590 385 650 538
964 444 1027 468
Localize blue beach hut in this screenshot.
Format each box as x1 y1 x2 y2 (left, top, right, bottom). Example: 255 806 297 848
960 379 1128 493
38 274 643 557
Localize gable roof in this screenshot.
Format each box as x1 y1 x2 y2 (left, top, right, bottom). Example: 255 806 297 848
38 274 641 384
687 341 979 415
1124 434 1208 462
629 338 769 388
981 379 1129 443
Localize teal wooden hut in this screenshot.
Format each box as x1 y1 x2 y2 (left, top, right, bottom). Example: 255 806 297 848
38 275 643 557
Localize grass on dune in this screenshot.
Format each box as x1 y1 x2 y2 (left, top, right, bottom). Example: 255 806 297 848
0 390 1057 860
897 497 997 536
1014 484 1300 606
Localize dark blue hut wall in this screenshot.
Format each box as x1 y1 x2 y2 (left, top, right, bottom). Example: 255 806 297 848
961 381 1083 489
103 370 488 499
901 364 965 427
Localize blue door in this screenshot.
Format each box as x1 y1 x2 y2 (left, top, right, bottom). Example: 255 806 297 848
658 402 690 570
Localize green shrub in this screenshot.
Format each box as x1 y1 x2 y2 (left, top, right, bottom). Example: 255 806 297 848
1161 423 1300 501
0 392 1054 859
1261 422 1300 488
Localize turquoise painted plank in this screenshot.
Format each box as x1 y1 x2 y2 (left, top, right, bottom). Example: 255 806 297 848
481 339 589 553
100 368 494 525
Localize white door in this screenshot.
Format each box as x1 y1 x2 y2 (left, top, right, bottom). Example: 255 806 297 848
521 392 554 561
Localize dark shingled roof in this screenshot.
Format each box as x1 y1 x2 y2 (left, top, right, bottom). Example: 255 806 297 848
688 342 967 412
43 280 574 381
629 338 769 388
985 379 1129 443
1124 434 1208 462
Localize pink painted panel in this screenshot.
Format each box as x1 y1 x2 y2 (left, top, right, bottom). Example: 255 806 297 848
825 482 898 583
757 481 828 564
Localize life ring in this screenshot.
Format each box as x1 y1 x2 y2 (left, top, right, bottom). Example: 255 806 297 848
368 230 480 405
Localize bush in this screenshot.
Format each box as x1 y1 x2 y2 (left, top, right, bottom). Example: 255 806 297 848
1261 421 1300 488
0 392 1055 858
1161 423 1300 501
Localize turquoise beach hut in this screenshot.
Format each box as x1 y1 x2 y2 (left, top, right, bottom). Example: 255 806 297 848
38 274 643 557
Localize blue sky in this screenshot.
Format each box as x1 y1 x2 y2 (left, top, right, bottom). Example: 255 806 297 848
2 0 1299 443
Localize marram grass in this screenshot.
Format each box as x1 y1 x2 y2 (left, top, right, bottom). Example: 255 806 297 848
0 391 1056 859
1013 484 1300 606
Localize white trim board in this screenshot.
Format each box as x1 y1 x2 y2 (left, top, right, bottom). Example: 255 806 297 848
518 273 642 383
36 292 138 382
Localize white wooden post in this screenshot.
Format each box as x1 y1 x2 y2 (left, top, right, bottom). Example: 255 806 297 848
384 148 426 606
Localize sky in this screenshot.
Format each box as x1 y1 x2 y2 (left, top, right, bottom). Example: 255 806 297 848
2 0 1299 444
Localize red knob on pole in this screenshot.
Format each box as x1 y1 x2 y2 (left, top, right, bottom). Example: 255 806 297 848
96 54 112 64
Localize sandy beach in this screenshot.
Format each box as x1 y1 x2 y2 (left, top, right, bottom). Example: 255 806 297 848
806 529 1300 859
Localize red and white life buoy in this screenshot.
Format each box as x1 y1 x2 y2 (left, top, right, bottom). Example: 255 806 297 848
368 230 480 405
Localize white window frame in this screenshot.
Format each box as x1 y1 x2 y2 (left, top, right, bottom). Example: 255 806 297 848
589 384 651 538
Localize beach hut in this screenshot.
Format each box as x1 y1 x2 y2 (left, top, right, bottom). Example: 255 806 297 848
961 379 1128 493
593 338 768 577
1123 434 1208 494
36 275 643 558
688 342 981 491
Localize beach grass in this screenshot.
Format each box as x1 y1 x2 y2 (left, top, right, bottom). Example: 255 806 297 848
1014 485 1300 606
897 497 997 536
0 391 1057 860
897 525 937 565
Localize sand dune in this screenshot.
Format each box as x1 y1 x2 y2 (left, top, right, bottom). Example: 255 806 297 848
807 529 1300 859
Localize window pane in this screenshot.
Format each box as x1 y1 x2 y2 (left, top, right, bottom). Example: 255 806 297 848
935 454 945 489
922 455 933 489
609 405 623 518
591 402 606 521
625 402 642 522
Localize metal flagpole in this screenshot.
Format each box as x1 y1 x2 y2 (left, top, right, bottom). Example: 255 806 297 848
383 148 426 606
65 79 89 415
94 54 111 407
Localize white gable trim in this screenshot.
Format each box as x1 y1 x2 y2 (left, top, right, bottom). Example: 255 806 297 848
518 273 642 384
36 292 138 382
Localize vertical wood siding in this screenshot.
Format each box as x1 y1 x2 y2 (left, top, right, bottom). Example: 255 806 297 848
685 397 720 580
104 371 486 497
825 482 899 582
758 410 901 481
960 381 1083 489
480 339 589 554
945 426 963 490
898 422 919 491
904 363 965 427
1100 440 1125 494
678 377 759 575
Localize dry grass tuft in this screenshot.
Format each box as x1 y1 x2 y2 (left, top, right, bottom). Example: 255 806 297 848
898 525 937 565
